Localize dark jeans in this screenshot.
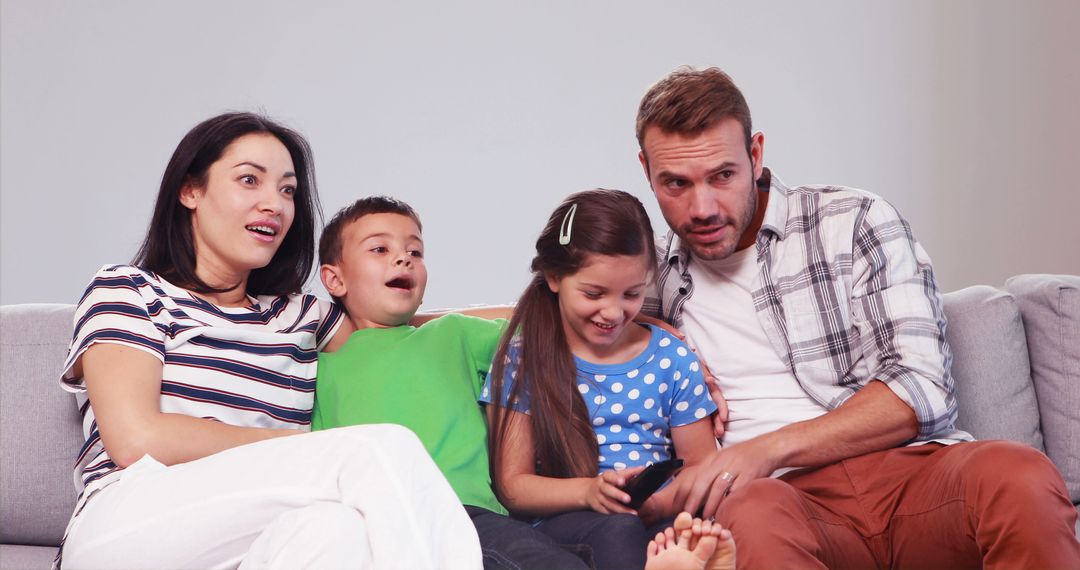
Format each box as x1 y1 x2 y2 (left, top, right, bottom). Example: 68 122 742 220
466 505 591 570
534 511 675 570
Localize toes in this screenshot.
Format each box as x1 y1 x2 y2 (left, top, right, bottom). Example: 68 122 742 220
674 511 694 533
694 531 720 560
654 531 668 549
677 528 693 548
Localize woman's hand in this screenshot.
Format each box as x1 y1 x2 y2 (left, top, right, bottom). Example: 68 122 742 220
583 467 644 515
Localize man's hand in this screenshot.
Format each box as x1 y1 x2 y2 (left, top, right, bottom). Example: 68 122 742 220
698 359 728 438
635 315 729 437
637 483 676 526
672 436 782 518
672 381 919 518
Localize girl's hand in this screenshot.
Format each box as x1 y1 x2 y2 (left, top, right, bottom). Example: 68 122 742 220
583 467 645 514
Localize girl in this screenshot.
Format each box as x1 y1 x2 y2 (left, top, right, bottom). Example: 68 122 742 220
483 189 721 570
58 112 480 569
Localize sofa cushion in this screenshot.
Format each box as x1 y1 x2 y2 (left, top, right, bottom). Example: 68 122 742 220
0 304 81 547
0 544 58 570
1005 275 1080 504
942 286 1043 450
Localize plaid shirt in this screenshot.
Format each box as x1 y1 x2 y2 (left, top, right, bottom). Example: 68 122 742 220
643 169 972 443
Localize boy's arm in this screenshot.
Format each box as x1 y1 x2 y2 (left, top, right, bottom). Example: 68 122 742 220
410 305 514 326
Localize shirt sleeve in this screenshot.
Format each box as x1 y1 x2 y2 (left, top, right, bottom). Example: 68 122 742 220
460 315 509 379
315 299 345 350
61 266 167 391
850 198 957 440
662 336 718 427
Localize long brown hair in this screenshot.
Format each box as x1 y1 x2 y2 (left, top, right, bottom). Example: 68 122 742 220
488 189 657 490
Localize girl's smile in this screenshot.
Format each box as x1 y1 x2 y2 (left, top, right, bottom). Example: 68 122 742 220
547 253 654 364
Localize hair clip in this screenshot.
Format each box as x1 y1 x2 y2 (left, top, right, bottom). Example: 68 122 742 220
558 203 578 246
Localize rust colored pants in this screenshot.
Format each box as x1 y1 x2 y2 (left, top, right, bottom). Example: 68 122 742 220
716 441 1079 569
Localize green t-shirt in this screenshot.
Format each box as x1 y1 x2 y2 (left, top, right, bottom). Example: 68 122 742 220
313 313 507 515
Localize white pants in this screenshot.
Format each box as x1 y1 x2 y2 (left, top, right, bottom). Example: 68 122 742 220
62 425 482 570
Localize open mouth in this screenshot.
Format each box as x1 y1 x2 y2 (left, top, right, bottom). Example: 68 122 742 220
592 320 618 332
246 225 278 237
386 276 415 291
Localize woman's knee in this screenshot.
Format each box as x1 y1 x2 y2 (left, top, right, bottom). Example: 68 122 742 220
331 423 424 449
310 424 428 463
242 502 371 569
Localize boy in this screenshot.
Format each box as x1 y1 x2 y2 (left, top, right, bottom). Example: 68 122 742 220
312 196 589 570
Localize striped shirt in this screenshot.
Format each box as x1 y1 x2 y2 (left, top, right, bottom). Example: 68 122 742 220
643 169 972 444
60 265 344 497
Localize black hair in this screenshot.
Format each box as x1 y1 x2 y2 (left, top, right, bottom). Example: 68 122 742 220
132 112 321 296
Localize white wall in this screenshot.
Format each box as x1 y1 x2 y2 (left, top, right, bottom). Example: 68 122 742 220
3 0 1078 309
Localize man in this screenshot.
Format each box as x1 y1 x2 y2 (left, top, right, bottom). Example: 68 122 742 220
637 66 1079 568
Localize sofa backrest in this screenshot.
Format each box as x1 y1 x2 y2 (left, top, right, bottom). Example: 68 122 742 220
941 285 1043 450
1005 275 1080 504
0 304 81 546
943 274 1080 506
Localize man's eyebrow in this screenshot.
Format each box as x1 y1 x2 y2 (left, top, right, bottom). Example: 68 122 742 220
655 161 740 180
706 161 739 176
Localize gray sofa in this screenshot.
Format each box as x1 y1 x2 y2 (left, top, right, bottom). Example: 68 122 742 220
2 275 1078 569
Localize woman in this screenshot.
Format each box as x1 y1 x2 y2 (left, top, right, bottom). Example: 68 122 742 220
58 113 480 569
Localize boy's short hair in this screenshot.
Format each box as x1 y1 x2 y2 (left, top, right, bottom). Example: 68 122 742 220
319 196 423 266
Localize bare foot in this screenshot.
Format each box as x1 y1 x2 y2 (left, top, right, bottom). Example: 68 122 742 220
704 520 736 570
646 514 736 570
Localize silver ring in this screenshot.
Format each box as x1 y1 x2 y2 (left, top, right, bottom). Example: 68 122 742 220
720 471 735 483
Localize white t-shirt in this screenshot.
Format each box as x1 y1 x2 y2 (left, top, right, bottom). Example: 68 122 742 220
680 246 827 453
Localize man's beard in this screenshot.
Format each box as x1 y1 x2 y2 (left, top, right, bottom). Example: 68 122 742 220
681 184 757 261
